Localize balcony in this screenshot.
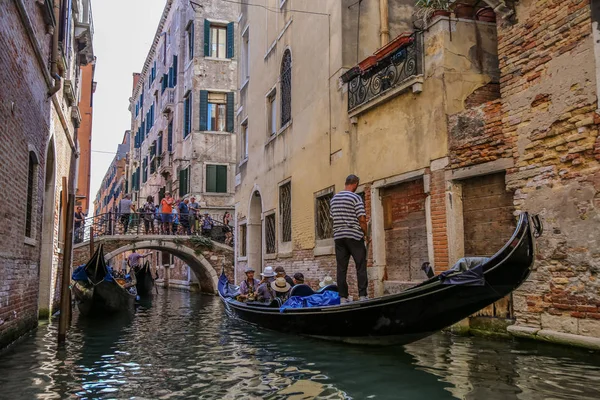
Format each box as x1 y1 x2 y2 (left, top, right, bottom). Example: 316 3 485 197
343 33 423 114
75 0 94 65
159 152 173 177
161 88 175 114
63 80 76 106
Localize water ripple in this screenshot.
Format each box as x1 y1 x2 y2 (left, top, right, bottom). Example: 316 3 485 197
0 291 599 400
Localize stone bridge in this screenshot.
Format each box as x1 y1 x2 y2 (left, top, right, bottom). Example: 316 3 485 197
73 235 234 294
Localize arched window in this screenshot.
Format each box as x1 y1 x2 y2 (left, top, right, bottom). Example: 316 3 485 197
280 49 292 126
25 151 39 238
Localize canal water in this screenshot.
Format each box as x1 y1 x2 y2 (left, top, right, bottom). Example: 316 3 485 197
1 291 599 400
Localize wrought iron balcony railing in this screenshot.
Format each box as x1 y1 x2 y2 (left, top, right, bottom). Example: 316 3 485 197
347 33 423 112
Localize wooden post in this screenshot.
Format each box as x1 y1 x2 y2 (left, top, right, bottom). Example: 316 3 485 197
58 181 75 344
89 226 94 257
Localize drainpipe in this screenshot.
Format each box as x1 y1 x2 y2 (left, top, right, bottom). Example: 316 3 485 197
379 0 389 46
48 0 63 97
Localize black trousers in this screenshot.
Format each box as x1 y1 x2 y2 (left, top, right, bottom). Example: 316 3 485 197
335 238 368 298
120 213 130 234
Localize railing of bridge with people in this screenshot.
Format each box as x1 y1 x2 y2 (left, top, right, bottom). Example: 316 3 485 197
74 211 234 247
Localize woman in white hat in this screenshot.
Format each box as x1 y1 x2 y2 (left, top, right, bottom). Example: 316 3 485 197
238 266 260 301
256 266 277 302
319 276 336 288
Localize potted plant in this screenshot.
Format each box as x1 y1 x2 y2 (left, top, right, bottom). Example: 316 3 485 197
453 2 476 19
415 0 452 21
476 6 496 23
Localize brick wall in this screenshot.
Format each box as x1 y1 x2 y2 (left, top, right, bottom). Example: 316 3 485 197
0 2 52 349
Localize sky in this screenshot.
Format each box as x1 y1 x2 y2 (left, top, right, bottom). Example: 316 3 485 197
89 0 167 214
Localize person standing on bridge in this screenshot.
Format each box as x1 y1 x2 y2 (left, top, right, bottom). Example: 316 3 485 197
160 192 174 235
119 194 136 234
330 174 369 303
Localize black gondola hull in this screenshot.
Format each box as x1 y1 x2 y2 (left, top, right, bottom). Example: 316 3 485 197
219 213 537 345
135 262 155 296
72 245 136 316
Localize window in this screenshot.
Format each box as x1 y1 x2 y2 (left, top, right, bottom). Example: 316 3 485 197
186 21 194 60
204 20 234 59
279 182 291 242
267 90 277 136
315 190 334 240
265 213 276 254
206 164 227 193
239 224 247 257
200 91 234 132
184 91 192 138
207 92 226 132
281 49 292 126
157 132 163 155
241 119 248 159
179 167 189 197
241 28 249 81
168 55 178 88
25 152 38 238
142 157 148 183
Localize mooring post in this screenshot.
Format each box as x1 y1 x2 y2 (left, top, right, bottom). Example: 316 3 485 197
58 179 75 344
89 226 94 257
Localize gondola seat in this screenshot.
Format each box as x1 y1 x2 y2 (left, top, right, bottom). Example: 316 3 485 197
316 284 338 294
289 284 315 297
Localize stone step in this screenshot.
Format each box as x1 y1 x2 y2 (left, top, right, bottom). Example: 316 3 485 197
383 280 425 295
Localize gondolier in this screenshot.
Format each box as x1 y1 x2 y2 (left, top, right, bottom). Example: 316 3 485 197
127 250 150 270
330 174 369 303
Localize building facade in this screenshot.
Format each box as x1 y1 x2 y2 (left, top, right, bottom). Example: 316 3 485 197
235 0 600 344
127 0 238 219
93 132 129 218
0 0 95 349
76 61 96 215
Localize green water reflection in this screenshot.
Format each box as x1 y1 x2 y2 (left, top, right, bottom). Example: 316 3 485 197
0 291 599 399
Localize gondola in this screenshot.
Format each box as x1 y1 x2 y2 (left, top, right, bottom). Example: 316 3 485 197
135 261 155 296
72 244 136 316
219 212 542 345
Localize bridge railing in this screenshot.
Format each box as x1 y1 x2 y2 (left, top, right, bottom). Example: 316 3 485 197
77 212 233 246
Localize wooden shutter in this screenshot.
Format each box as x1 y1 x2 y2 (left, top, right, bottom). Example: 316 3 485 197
173 55 178 86
168 121 173 151
204 19 210 56
179 168 188 197
226 92 234 133
216 165 227 193
199 90 208 131
184 93 191 138
206 164 216 192
226 22 234 59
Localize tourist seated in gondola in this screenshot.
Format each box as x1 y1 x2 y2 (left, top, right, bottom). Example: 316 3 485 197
270 277 292 301
293 272 304 286
274 266 295 287
319 276 336 290
237 266 260 302
256 266 276 302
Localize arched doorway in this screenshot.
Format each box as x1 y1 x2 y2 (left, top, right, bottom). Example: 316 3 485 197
39 138 56 318
247 190 263 272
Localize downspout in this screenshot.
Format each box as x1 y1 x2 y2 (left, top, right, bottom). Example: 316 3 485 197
49 0 63 97
379 0 389 46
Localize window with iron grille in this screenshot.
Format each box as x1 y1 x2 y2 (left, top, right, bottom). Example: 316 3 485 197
265 214 276 254
25 152 37 238
280 49 292 126
239 224 247 257
279 182 291 242
315 190 334 240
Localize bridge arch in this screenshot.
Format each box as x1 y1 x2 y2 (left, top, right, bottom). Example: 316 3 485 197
104 240 219 294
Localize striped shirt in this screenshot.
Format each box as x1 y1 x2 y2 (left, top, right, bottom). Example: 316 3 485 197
330 191 366 240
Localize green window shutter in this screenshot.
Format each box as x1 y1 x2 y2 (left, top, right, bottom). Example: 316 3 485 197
190 22 195 58
204 19 210 57
199 90 208 131
179 168 188 197
173 55 178 87
206 164 216 192
216 165 227 193
226 22 234 59
226 92 234 133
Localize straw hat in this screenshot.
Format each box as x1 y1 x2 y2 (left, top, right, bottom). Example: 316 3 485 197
271 277 291 293
244 266 255 273
319 276 336 288
261 266 276 277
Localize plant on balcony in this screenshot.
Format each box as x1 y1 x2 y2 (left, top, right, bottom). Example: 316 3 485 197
415 0 452 22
